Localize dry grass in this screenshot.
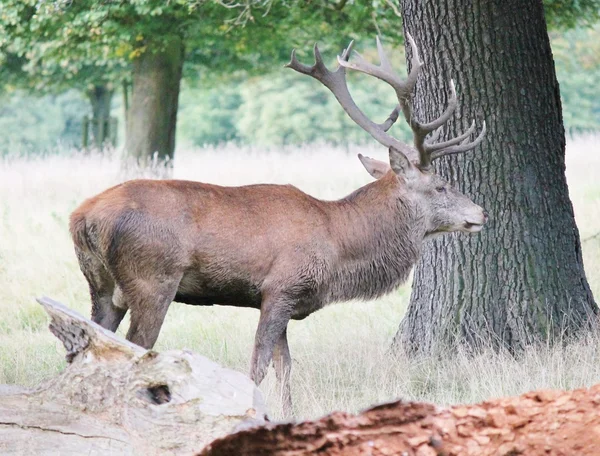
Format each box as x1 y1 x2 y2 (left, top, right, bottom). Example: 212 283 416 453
1 137 599 421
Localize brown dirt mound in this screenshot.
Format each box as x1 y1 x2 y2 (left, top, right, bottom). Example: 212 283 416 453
200 384 600 455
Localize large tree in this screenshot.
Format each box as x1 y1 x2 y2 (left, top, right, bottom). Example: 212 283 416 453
392 0 598 355
1 0 402 164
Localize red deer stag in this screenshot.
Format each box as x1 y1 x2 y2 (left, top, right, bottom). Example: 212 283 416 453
70 33 487 417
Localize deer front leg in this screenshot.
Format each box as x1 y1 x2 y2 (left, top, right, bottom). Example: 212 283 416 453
273 327 293 417
250 297 291 389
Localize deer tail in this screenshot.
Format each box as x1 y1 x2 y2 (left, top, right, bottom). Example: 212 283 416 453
69 210 93 253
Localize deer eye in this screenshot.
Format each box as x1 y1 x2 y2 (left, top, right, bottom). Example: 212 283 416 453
436 186 446 194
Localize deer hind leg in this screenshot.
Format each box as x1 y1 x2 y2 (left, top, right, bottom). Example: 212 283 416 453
122 273 183 349
273 327 293 417
75 247 126 332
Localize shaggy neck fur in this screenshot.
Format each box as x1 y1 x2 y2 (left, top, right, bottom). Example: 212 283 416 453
326 173 427 303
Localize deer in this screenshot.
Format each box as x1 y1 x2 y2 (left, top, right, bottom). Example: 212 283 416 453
69 33 487 417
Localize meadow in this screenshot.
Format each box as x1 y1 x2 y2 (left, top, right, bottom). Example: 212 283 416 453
1 136 599 421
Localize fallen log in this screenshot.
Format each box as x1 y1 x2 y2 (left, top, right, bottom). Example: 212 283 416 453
0 297 267 456
201 384 600 456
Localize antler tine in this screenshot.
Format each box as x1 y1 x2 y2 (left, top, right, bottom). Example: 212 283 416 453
376 36 393 72
285 48 314 75
314 43 324 66
287 35 487 167
404 32 423 91
336 35 438 167
336 35 428 157
337 39 412 97
418 80 458 132
424 119 476 153
379 105 401 132
286 40 417 159
430 121 487 161
285 44 330 77
410 79 462 170
340 40 355 62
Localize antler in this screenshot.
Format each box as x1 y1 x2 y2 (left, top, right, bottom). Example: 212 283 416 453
285 42 417 161
287 34 486 171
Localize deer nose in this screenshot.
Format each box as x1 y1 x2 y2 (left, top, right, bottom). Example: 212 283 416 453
483 210 489 222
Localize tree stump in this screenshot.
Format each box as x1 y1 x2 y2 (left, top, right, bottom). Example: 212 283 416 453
0 297 267 456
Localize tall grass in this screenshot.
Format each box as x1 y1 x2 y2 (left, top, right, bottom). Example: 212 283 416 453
1 137 599 421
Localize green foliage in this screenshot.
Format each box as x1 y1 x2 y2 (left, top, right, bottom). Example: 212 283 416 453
544 0 600 29
0 0 402 92
0 0 403 155
551 24 600 131
177 43 413 147
0 90 87 154
1 0 594 92
235 71 411 146
178 84 242 146
175 25 600 147
2 1 600 152
3 21 600 154
0 1 127 92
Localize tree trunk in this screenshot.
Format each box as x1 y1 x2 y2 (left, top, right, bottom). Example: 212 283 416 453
125 36 184 168
0 297 267 455
86 84 114 150
122 79 130 141
393 0 597 355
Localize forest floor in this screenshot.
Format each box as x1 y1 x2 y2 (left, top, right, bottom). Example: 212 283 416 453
1 136 599 421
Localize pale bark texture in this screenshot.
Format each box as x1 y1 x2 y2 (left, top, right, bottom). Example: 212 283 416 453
125 37 184 166
0 297 267 456
393 0 597 355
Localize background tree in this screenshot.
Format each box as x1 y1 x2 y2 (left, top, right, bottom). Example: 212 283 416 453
0 90 86 153
392 0 598 355
0 4 127 149
1 0 402 164
3 2 600 156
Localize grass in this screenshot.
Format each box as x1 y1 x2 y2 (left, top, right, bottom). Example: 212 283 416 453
1 137 599 421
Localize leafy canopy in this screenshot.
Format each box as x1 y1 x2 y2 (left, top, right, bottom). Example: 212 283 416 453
0 0 402 91
544 0 600 28
1 0 597 93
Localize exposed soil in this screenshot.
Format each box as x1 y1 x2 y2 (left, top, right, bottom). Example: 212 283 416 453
200 384 600 455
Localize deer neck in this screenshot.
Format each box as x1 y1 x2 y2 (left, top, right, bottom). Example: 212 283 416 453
327 173 427 302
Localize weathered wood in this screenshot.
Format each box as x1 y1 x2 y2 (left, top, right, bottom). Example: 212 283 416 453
202 385 600 455
0 297 267 456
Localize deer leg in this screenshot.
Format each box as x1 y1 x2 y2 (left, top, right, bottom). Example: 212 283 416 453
123 274 182 349
250 298 292 387
273 326 293 417
77 248 126 332
95 294 127 333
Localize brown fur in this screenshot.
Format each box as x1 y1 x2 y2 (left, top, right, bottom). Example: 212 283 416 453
70 149 487 416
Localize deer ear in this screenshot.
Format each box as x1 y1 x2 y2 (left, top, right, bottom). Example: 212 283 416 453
358 154 390 179
389 147 417 179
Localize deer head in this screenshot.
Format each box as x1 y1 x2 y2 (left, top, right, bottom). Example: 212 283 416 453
286 34 488 236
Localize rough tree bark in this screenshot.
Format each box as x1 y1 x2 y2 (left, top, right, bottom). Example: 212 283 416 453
125 36 184 168
86 84 114 149
0 297 266 455
393 0 597 355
